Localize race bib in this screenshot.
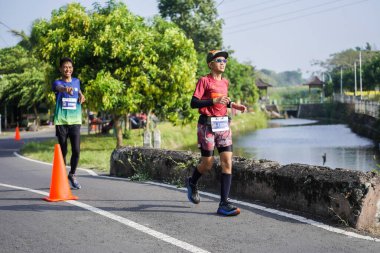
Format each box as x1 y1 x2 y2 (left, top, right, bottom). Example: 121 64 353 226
62 97 77 110
210 117 229 132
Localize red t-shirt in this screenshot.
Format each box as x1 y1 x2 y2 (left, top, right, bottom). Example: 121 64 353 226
193 74 229 117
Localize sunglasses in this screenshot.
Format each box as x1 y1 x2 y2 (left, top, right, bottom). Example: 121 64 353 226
212 58 227 63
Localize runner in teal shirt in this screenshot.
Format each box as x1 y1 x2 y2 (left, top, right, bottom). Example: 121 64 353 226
52 57 85 189
52 77 82 125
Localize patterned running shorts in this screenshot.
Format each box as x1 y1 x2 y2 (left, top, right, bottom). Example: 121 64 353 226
197 122 233 156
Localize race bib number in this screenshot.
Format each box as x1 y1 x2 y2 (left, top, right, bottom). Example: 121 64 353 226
210 117 229 132
62 97 77 110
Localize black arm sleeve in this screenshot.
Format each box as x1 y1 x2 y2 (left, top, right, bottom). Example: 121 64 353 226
190 96 214 108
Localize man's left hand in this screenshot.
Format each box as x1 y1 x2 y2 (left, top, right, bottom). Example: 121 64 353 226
232 103 247 113
79 93 86 104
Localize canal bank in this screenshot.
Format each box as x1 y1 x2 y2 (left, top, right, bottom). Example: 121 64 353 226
298 102 380 146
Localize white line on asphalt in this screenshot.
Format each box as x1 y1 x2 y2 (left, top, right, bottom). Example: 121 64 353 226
13 152 380 243
13 152 99 176
145 181 380 243
0 182 210 253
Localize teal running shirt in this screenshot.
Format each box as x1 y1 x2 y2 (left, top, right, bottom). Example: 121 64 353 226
52 78 82 125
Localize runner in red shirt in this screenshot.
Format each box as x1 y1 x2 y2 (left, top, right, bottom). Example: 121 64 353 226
186 50 247 216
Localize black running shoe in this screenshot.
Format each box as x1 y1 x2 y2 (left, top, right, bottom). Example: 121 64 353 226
217 201 240 216
68 174 82 189
186 177 200 204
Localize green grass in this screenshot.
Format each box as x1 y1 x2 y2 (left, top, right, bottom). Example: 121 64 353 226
20 111 267 173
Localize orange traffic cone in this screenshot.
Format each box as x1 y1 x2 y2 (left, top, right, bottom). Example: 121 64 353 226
15 126 21 141
44 144 78 202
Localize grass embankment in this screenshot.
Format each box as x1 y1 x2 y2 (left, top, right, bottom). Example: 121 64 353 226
21 112 267 172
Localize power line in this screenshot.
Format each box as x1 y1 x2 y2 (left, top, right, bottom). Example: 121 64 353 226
0 21 14 47
0 21 13 31
223 0 303 19
216 0 225 7
219 0 281 16
225 0 369 34
224 0 345 28
0 34 10 47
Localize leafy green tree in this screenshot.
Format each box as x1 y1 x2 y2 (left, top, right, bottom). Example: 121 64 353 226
158 0 261 107
158 0 224 79
31 3 91 69
0 46 50 127
158 0 223 53
327 49 359 71
312 44 380 93
32 1 197 147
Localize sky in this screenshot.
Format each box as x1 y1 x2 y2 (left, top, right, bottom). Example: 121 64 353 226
0 0 379 78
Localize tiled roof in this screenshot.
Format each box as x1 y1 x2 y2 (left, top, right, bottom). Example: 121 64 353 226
304 76 324 86
256 78 273 88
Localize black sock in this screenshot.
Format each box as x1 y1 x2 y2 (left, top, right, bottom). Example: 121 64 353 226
221 173 232 203
190 168 202 185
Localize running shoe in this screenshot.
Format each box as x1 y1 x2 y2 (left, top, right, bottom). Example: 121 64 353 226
68 173 82 189
186 177 200 204
217 201 240 216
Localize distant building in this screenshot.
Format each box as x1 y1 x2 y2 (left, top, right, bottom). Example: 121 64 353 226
256 78 272 101
303 76 324 91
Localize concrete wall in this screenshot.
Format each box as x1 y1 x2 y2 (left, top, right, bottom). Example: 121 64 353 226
111 147 380 233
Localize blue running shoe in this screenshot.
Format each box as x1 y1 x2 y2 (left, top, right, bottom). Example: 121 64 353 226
217 201 240 216
186 177 200 204
68 173 82 189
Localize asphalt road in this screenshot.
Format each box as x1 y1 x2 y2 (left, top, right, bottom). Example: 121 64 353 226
0 128 379 253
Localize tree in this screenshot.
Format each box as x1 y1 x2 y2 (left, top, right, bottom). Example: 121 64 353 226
311 44 380 93
158 0 262 106
32 1 197 147
363 53 380 89
158 0 223 53
0 45 50 127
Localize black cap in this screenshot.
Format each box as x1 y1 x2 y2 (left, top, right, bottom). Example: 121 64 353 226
206 50 229 64
59 57 73 67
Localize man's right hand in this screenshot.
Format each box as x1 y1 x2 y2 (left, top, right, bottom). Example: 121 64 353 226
66 87 74 95
213 96 230 105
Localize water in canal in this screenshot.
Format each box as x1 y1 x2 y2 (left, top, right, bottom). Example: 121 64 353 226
234 118 380 172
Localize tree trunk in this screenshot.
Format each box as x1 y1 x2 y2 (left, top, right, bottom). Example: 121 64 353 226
113 115 123 148
33 105 40 128
123 113 131 139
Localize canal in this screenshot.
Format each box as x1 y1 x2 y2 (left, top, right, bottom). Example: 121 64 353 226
234 118 380 172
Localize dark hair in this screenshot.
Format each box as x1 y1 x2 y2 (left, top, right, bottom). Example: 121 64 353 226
59 57 73 67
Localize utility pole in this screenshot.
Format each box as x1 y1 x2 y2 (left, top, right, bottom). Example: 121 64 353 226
354 61 357 97
340 67 343 96
0 75 5 130
321 72 325 102
359 51 363 100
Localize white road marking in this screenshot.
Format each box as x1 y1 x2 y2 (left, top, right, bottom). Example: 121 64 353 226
13 152 380 242
145 182 380 243
0 182 210 253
